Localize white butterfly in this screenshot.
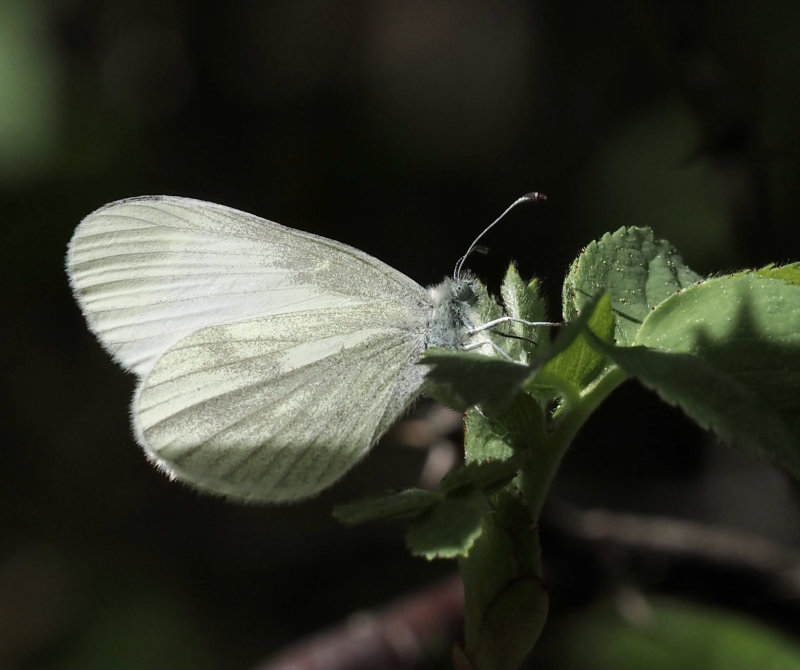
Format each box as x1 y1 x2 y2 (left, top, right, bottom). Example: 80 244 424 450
68 196 512 502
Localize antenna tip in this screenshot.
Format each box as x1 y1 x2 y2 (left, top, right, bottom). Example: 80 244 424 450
522 191 548 202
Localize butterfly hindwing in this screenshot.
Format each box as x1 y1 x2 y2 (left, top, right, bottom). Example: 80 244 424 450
135 305 429 501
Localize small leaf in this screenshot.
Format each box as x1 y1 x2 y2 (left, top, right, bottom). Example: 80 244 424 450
500 264 549 364
464 408 516 463
421 349 531 414
464 392 546 465
563 226 701 345
440 456 523 495
755 262 800 285
334 489 440 525
465 275 508 357
538 292 617 394
406 489 489 560
470 275 505 324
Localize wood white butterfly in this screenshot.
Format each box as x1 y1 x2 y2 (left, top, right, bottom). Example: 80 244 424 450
67 196 480 502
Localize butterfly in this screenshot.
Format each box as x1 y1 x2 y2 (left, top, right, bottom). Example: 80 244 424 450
67 194 546 502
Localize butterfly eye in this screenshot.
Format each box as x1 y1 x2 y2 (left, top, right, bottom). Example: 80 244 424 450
452 279 476 305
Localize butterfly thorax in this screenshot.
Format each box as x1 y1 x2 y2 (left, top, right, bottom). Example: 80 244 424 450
425 277 476 350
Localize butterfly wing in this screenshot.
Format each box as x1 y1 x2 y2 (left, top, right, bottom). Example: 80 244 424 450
136 304 429 501
67 196 431 376
67 196 434 501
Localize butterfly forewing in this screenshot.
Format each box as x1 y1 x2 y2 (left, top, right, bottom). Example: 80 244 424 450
67 196 432 376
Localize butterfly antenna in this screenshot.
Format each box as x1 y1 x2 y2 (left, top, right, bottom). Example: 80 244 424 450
453 192 547 280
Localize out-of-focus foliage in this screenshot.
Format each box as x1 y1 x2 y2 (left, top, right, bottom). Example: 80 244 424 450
532 595 800 670
0 2 60 183
576 98 734 265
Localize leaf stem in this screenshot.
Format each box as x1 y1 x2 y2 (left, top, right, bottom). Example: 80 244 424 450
521 365 629 522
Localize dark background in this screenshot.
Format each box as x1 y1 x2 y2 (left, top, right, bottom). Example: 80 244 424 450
3 1 800 668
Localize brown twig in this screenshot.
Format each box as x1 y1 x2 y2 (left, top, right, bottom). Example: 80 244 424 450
544 500 800 598
251 574 464 670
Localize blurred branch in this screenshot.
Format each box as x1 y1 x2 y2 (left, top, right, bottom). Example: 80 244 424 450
252 574 463 670
545 500 800 599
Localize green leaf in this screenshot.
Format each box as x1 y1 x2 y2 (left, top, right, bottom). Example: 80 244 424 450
499 264 549 364
755 262 800 285
563 226 701 345
470 275 505 323
421 348 531 414
537 292 617 395
333 488 440 525
501 264 549 324
464 391 546 463
406 489 489 559
464 408 516 463
595 274 800 478
440 457 523 495
464 275 507 357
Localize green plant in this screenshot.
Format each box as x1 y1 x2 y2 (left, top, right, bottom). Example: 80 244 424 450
335 226 800 670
